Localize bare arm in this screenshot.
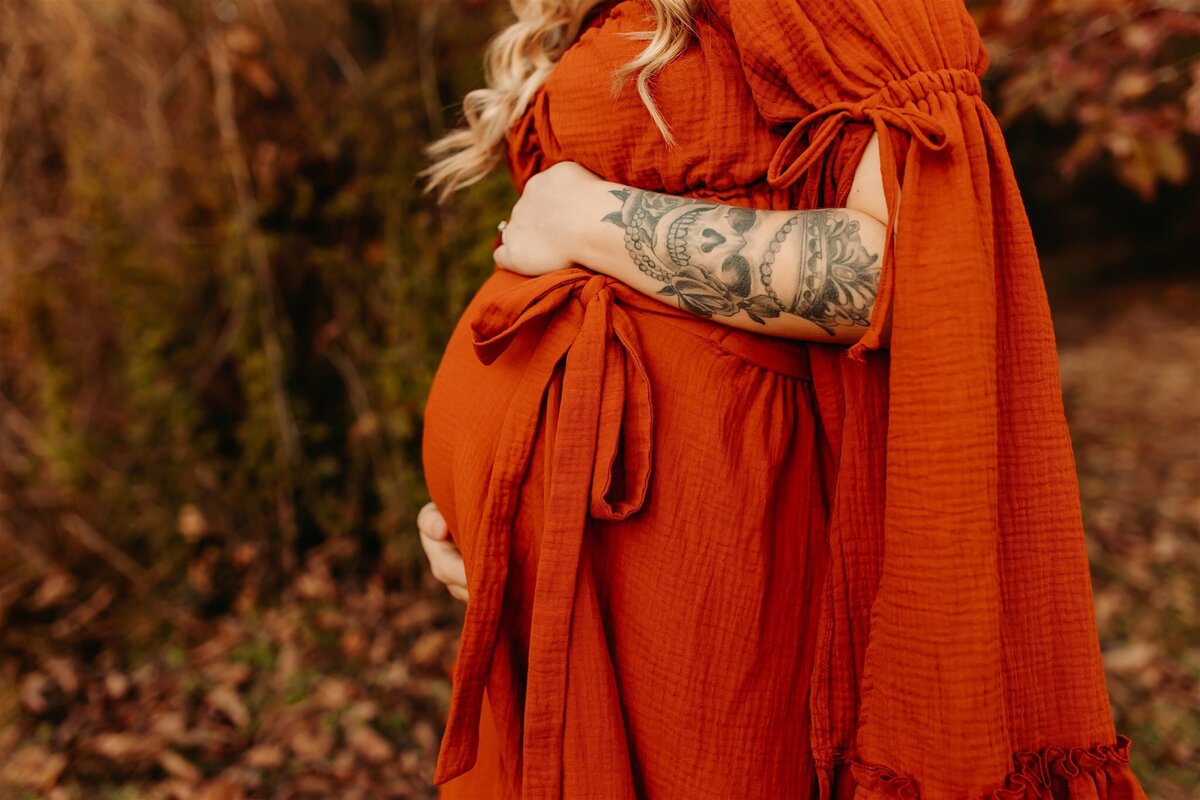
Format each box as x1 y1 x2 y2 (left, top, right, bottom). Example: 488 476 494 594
570 133 892 344
427 137 894 603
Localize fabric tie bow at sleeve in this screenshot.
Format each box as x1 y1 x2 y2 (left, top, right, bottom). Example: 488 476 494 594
766 67 981 189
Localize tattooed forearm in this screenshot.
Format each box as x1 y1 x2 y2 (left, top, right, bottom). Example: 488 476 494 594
601 186 880 334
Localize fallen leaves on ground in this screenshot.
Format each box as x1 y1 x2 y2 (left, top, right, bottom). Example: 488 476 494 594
0 281 1195 798
0 538 462 799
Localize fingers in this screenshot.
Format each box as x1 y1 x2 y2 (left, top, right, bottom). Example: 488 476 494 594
493 242 512 271
417 500 449 540
424 535 468 596
417 501 469 602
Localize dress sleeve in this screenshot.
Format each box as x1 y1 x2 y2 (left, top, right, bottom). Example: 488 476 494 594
722 0 991 358
718 1 1149 798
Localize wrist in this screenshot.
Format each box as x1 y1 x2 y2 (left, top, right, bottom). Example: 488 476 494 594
572 177 624 277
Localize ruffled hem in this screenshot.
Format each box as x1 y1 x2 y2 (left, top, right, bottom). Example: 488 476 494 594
847 758 919 799
821 736 1145 800
989 735 1145 800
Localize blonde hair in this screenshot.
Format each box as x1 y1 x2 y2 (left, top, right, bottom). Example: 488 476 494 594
420 0 700 202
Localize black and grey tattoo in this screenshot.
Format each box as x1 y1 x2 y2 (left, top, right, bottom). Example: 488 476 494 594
602 187 880 334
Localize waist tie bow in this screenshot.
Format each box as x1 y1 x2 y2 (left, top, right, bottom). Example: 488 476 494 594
433 267 654 799
765 67 983 357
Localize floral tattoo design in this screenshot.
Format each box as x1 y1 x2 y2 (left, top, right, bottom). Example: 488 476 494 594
602 187 880 334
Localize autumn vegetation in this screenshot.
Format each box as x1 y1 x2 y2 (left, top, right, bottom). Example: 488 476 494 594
0 1 1196 797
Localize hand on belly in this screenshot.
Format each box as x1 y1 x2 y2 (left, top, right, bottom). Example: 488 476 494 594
417 500 468 603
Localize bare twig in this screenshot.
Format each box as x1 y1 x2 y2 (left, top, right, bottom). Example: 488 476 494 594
0 34 27 199
154 26 213 109
193 290 251 395
0 516 52 576
59 513 146 587
0 390 40 449
418 0 445 137
327 38 363 84
49 583 116 639
253 0 287 40
326 343 402 504
0 388 125 491
207 34 301 572
0 572 40 619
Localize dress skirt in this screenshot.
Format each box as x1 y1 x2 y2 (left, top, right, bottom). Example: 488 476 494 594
422 265 831 799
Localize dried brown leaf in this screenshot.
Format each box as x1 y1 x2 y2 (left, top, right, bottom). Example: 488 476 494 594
178 504 210 544
87 731 163 764
196 778 245 800
342 700 378 727
244 742 286 769
204 660 252 688
41 656 79 696
295 569 335 601
412 720 438 756
19 672 52 715
312 676 355 710
206 684 251 729
29 570 76 610
392 598 440 632
1104 641 1159 674
407 629 449 669
340 627 368 659
151 711 189 745
223 24 262 56
158 749 201 782
2 745 66 791
288 723 334 762
291 772 334 795
104 670 130 700
345 724 393 765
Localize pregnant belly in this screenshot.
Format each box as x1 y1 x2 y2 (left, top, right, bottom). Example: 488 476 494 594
420 267 556 550
421 261 818 559
421 264 824 788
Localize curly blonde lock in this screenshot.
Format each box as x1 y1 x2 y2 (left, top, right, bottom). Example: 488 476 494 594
420 0 700 202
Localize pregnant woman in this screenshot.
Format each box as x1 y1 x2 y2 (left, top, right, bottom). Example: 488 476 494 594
417 1 1148 798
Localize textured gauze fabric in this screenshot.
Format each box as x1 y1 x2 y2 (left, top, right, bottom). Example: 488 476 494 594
422 0 1150 798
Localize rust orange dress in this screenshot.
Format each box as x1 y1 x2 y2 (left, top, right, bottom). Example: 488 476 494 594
421 1 1149 798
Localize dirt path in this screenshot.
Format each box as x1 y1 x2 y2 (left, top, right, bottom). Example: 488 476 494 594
1055 278 1200 794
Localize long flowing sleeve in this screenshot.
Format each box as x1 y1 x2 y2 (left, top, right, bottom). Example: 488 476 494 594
714 0 1149 797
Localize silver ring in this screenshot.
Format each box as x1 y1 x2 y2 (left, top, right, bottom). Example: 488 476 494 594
497 219 508 232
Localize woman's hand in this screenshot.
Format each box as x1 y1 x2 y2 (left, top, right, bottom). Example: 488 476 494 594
493 160 607 276
417 501 468 603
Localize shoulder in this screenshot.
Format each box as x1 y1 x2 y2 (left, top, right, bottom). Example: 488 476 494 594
705 0 986 93
708 0 980 34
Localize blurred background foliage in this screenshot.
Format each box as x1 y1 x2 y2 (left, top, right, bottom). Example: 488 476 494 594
0 0 1196 797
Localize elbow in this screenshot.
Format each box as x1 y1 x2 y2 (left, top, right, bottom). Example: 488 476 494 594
843 130 890 227
841 208 890 350
838 131 895 353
